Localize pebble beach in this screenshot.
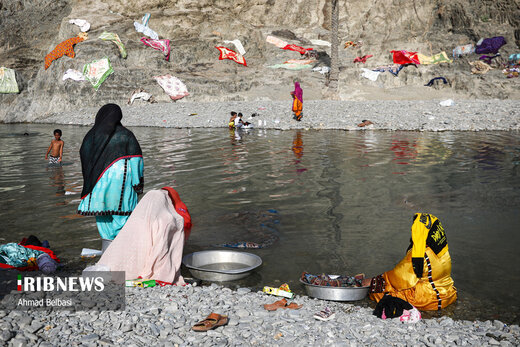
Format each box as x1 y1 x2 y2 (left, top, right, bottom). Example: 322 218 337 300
1 282 519 346
36 99 520 132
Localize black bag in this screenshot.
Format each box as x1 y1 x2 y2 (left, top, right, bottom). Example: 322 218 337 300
373 295 413 319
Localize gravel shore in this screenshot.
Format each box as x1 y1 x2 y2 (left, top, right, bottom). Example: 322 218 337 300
1 283 519 346
35 99 520 132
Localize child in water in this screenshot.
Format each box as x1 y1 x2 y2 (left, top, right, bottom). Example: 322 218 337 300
45 129 64 164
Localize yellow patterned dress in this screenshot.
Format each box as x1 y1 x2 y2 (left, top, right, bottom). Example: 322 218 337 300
369 213 457 311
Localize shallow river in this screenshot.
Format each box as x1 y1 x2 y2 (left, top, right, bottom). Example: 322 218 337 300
1 124 519 323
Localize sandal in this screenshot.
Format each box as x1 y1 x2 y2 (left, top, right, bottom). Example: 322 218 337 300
263 298 302 311
313 307 335 321
191 313 228 332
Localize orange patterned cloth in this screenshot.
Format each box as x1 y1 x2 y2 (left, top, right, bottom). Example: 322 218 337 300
44 36 85 70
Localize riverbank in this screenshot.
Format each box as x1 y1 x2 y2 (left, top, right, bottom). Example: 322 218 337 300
34 99 520 131
1 283 519 346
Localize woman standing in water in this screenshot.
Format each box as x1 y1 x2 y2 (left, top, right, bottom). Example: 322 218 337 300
78 104 144 251
290 81 303 121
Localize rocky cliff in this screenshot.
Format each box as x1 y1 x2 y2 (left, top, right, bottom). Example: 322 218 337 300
1 0 519 122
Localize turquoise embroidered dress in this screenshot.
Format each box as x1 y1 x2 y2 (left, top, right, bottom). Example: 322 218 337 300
78 156 143 239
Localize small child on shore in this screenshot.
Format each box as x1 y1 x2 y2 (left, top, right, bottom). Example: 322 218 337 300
45 129 64 165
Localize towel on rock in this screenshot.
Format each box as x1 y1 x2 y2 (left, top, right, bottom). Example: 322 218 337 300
153 75 189 100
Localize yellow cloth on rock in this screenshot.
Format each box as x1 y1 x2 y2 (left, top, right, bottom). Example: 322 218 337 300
417 52 452 65
369 213 457 311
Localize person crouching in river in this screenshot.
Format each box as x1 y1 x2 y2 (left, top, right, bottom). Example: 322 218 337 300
77 104 144 251
364 213 457 310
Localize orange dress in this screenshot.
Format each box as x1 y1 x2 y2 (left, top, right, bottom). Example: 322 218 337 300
369 213 457 311
292 97 303 118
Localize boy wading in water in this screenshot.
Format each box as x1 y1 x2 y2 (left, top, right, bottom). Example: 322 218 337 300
45 129 64 164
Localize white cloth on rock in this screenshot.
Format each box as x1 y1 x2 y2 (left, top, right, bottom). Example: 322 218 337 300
134 13 158 40
223 39 246 56
153 75 189 100
361 68 380 81
69 18 90 32
62 69 85 81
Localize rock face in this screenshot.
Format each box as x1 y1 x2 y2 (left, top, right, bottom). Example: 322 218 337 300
1 0 519 122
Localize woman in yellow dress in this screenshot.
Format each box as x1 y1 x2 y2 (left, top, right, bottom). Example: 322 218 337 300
366 213 457 311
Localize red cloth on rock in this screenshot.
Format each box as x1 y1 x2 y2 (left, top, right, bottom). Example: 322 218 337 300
391 50 420 65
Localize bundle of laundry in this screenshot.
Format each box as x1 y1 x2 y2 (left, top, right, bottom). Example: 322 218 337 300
0 235 59 273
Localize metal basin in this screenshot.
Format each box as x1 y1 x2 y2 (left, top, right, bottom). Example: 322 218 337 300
300 279 369 301
182 250 262 282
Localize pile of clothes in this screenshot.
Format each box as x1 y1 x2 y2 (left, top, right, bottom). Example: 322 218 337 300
301 272 364 287
0 235 59 273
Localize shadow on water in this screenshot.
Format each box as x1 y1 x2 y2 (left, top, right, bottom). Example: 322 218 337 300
1 124 519 324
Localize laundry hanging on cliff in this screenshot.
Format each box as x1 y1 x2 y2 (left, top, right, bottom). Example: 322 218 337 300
310 39 331 47
503 66 519 78
153 75 189 100
344 41 362 49
424 77 448 87
62 68 85 82
134 13 159 40
353 55 373 64
83 56 114 90
0 67 19 93
223 39 246 56
312 66 330 74
99 32 127 59
44 33 87 70
282 44 313 55
479 54 500 65
475 36 506 55
266 35 288 48
372 64 405 77
452 44 475 58
215 46 247 66
360 68 381 81
141 38 170 61
469 60 492 75
417 51 452 65
269 63 312 70
128 89 154 104
509 53 520 64
69 18 90 32
284 59 316 65
390 50 420 65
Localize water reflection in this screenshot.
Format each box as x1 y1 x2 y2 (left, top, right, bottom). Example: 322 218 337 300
291 130 307 173
47 165 65 197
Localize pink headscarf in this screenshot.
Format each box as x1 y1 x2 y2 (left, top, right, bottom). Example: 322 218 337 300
293 82 303 102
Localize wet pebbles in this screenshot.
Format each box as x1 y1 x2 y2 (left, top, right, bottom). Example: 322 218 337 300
1 283 519 346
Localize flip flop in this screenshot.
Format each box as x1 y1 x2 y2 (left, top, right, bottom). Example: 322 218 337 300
264 298 287 311
263 298 302 311
191 313 229 332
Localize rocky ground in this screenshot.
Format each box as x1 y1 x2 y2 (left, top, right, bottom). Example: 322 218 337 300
1 283 519 346
36 99 520 131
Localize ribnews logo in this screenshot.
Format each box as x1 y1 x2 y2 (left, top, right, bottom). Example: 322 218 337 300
17 274 105 292
0 272 126 311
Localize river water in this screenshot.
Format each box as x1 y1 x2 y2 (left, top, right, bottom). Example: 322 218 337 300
1 124 519 323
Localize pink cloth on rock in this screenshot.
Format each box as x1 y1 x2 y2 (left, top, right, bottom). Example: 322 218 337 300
153 75 189 100
141 37 171 61
97 189 186 285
